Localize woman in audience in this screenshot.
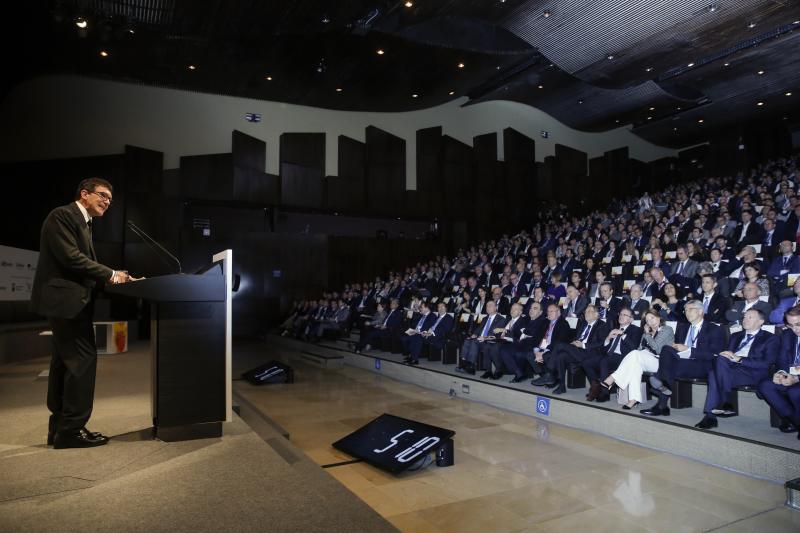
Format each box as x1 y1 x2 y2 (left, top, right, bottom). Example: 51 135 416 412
600 309 676 409
734 263 770 300
686 240 707 263
651 283 686 322
470 287 487 316
546 272 567 302
623 240 640 264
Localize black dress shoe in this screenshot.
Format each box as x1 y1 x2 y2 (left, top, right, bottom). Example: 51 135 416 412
408 360 419 366
695 415 718 429
778 419 797 433
48 427 105 446
552 385 566 394
595 389 611 403
640 406 670 416
53 429 109 449
532 374 555 386
480 371 493 379
622 401 640 410
510 376 525 383
489 373 502 380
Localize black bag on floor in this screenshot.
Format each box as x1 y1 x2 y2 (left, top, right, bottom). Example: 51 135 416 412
242 361 294 385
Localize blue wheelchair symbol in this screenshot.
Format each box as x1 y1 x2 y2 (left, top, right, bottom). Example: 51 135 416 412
375 358 381 370
536 396 550 416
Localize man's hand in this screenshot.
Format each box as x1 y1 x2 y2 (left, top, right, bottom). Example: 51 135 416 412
111 271 131 284
719 350 736 361
672 343 689 352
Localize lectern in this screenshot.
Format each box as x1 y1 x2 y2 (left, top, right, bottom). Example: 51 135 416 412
107 250 233 441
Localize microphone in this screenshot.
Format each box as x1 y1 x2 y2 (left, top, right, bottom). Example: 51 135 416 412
126 220 182 274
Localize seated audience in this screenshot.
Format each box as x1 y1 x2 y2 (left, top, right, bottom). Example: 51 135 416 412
758 305 800 438
584 307 643 402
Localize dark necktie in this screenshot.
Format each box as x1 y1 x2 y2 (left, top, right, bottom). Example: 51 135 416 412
579 323 591 341
608 327 625 354
736 333 754 352
87 219 93 231
795 337 800 365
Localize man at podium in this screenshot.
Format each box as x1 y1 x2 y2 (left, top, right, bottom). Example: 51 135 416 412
31 178 131 449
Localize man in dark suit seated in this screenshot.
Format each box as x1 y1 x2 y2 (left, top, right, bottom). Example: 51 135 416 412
596 282 623 327
400 302 437 360
623 283 649 322
561 285 588 319
669 245 699 293
501 302 547 382
766 240 800 295
538 305 610 395
31 177 131 449
310 299 350 342
695 309 778 429
355 298 402 352
486 303 528 380
456 300 507 375
725 282 773 325
731 209 765 251
641 300 726 416
758 305 800 438
644 247 671 277
769 278 800 324
529 303 574 384
698 274 730 325
490 286 511 315
585 307 643 402
404 301 454 365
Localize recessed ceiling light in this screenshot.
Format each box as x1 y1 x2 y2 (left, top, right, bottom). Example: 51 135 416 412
537 84 543 89
649 107 655 111
757 70 764 75
188 64 197 70
674 127 678 131
708 3 717 12
412 93 418 98
615 119 620 123
698 119 704 123
794 20 800 25
376 49 385 55
757 101 764 106
99 50 109 57
578 99 584 104
677 106 682 110
321 14 330 24
647 116 653 120
724 62 730 67
687 62 695 67
748 22 756 29
543 10 551 18
448 91 455 95
457 62 465 68
787 92 793 96
335 87 342 92
404 1 413 7
606 53 615 60
265 75 272 81
75 17 88 29
645 67 653 72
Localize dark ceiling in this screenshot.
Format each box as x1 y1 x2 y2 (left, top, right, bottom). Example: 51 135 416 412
7 0 800 149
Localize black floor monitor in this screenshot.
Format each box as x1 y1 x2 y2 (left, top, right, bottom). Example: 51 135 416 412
332 413 455 474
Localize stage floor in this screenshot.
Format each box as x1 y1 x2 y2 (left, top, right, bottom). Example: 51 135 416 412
0 342 393 533
235 341 800 533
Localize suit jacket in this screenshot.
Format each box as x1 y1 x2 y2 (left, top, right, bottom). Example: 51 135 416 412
776 328 800 372
562 295 589 319
670 259 699 281
769 295 800 324
498 315 529 343
726 329 779 373
31 202 113 319
731 221 765 249
624 298 650 322
409 312 437 333
572 319 611 355
699 292 730 324
766 254 800 278
382 308 404 332
472 313 508 338
671 321 726 361
640 325 675 354
645 260 671 277
537 318 574 351
604 324 643 357
425 313 455 346
724 300 773 325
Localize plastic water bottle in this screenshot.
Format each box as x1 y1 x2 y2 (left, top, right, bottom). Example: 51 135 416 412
449 381 457 398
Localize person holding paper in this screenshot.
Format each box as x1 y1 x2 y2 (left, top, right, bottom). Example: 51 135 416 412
765 240 800 291
31 178 131 449
404 302 454 365
695 309 778 429
456 300 507 375
758 305 800 438
641 300 725 417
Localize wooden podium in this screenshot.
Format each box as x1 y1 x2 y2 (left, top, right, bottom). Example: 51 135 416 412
107 250 233 441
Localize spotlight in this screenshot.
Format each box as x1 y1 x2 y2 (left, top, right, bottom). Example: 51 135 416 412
698 119 704 123
645 67 653 72
707 3 718 12
188 64 196 70
321 14 330 24
757 70 764 75
412 93 418 98
99 50 109 57
649 107 655 111
757 101 764 106
405 1 413 7
336 87 343 92
687 62 695 67
787 92 793 96
578 99 584 104
265 75 272 81
724 62 730 66
376 49 385 55
647 116 652 120
615 119 620 123
537 85 543 89
457 62 465 68
606 53 615 60
543 10 551 18
75 17 88 29
748 22 756 29
448 91 455 95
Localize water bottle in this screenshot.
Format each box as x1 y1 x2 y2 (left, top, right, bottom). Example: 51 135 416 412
449 380 457 398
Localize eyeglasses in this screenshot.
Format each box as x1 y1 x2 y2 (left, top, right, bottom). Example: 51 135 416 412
91 191 113 204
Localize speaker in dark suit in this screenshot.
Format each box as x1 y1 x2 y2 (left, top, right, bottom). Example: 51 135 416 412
31 178 130 449
546 305 611 394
